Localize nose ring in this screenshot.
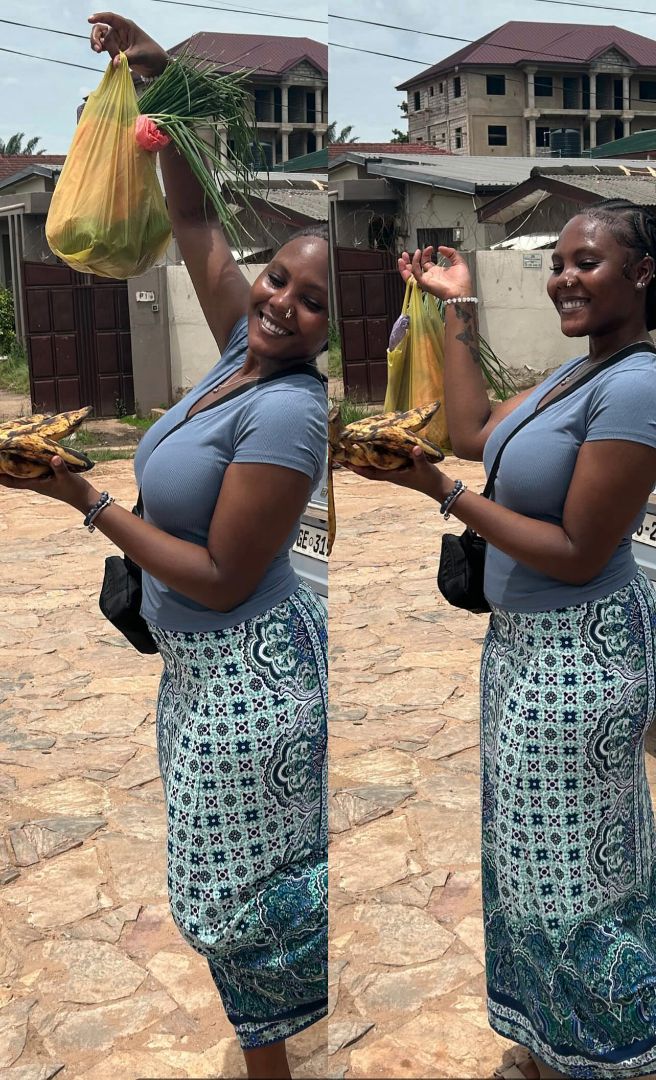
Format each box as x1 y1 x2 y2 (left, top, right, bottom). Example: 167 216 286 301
566 279 574 288
285 308 293 319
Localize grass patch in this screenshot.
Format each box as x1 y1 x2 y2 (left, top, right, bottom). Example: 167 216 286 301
119 414 157 431
332 393 378 426
0 341 30 396
61 428 96 449
328 322 342 379
88 449 136 463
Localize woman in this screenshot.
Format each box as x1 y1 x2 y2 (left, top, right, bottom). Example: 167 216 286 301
0 13 328 1079
347 201 656 1079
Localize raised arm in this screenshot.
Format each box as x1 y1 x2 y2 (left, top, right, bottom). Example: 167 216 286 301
89 11 249 353
401 247 533 460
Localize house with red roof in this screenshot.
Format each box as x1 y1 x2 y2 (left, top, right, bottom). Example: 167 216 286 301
397 21 656 157
171 32 327 167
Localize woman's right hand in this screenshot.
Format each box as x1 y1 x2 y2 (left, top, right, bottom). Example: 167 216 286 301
88 12 169 77
398 246 473 301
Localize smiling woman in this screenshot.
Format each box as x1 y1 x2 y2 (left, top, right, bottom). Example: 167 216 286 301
344 201 656 1080
0 11 329 1080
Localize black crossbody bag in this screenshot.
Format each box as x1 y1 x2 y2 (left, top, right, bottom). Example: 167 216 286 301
437 340 656 615
99 362 327 653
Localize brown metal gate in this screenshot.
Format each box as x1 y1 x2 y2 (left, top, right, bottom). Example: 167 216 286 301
23 261 134 418
334 247 404 402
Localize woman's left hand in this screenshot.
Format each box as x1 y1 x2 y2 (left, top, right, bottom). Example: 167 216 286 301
0 456 96 513
344 446 449 501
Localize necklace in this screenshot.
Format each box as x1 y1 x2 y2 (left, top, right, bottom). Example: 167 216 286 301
558 339 652 387
212 371 260 394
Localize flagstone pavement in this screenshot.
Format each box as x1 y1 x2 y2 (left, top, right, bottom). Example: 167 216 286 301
0 461 326 1080
328 461 656 1080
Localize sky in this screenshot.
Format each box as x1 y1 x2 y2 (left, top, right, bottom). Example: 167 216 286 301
0 0 327 154
328 0 656 143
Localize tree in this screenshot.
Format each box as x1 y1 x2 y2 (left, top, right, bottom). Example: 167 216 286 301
325 122 359 145
390 128 409 144
0 133 45 156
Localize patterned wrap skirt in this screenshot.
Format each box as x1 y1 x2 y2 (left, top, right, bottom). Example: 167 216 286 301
149 581 328 1050
481 571 656 1078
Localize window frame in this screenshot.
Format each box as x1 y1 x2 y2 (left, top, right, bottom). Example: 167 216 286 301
486 73 506 96
639 80 656 101
534 75 554 97
487 124 508 146
453 76 461 98
413 90 421 111
454 126 463 149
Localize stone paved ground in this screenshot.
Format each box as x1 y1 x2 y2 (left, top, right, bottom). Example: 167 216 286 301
0 461 326 1080
328 461 656 1080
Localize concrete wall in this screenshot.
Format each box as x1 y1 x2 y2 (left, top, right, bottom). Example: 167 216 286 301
405 185 504 251
127 267 172 417
475 249 582 380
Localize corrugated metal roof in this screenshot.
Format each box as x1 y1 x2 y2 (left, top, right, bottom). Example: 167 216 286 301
592 130 656 157
397 21 656 89
327 143 451 157
171 32 327 77
546 174 656 202
273 148 328 172
265 189 327 220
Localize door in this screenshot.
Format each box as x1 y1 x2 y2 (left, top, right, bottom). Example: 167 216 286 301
22 261 134 417
334 247 404 402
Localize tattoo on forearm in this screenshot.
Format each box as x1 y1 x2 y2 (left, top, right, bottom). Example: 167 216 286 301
454 303 480 365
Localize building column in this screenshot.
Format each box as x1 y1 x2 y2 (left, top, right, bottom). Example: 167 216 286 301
528 116 536 156
527 68 535 108
589 71 596 111
281 84 289 125
282 130 289 162
315 86 322 124
623 117 631 138
589 117 597 149
623 73 630 110
314 131 323 150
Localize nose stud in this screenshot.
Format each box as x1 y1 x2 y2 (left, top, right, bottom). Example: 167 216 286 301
566 279 574 288
285 308 293 319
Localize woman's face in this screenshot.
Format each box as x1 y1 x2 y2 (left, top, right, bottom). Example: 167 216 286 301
248 236 329 360
546 215 650 338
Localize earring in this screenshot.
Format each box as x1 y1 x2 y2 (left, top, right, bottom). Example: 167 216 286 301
637 282 646 290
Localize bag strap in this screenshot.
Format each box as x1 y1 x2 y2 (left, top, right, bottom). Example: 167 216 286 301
482 340 656 501
135 361 326 516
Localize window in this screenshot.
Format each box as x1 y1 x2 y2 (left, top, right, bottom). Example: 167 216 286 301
488 124 508 146
417 227 463 251
454 126 463 149
430 86 434 97
640 80 656 100
439 81 444 93
486 74 506 95
535 75 553 97
453 76 461 98
414 90 421 111
537 126 551 148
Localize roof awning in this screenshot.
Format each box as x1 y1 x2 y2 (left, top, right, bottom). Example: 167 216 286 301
492 233 558 250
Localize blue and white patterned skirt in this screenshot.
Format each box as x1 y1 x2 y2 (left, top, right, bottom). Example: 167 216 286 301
481 571 656 1078
149 581 327 1050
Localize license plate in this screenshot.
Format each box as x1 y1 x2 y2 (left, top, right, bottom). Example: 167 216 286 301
293 523 328 561
634 512 656 548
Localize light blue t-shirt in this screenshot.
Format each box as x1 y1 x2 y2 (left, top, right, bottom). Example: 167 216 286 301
483 349 656 613
134 317 326 631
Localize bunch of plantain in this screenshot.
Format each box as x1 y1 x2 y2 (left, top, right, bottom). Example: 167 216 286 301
328 400 444 555
0 407 95 479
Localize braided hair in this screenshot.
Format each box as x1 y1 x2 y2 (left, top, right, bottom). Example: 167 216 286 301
578 199 656 330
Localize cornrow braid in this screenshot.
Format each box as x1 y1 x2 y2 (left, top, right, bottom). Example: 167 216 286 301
579 199 656 330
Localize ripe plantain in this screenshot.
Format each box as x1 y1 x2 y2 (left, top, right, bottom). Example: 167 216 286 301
0 407 94 479
328 400 444 555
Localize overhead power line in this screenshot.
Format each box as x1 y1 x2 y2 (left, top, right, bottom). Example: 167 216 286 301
0 45 102 72
145 0 326 24
534 0 656 17
0 18 88 39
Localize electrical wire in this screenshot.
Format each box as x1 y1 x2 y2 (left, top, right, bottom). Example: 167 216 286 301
0 45 102 72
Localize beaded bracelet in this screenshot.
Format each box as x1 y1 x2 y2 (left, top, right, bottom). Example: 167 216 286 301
84 492 115 532
440 480 467 520
443 296 479 306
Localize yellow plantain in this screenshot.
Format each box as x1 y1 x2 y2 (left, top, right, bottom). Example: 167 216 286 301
0 407 94 479
327 400 444 555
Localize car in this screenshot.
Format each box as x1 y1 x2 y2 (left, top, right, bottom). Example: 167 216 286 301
290 456 328 606
632 490 656 582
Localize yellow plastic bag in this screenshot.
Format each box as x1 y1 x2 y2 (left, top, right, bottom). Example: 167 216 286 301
46 55 171 279
384 278 449 448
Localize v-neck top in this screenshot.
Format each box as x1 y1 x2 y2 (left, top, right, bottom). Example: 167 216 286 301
133 316 327 631
482 348 656 612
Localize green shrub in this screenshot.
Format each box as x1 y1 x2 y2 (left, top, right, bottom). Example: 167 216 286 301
0 340 29 395
328 321 342 379
0 287 16 355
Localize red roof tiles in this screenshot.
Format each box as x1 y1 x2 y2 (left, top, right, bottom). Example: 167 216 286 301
328 143 451 156
171 32 327 77
397 21 656 89
0 155 65 183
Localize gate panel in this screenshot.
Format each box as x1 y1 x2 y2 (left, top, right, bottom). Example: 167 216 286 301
23 262 133 417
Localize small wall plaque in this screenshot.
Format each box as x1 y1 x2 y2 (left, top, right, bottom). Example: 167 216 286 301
522 253 542 269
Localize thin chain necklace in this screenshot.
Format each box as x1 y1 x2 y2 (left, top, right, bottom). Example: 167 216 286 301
212 369 261 394
558 339 652 386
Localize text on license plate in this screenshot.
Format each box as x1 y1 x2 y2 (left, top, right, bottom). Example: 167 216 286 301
293 523 328 561
634 512 656 548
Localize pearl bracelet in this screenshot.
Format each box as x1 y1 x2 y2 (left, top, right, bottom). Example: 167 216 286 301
444 296 479 306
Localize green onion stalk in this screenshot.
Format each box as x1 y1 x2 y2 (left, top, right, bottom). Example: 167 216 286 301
138 51 268 251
